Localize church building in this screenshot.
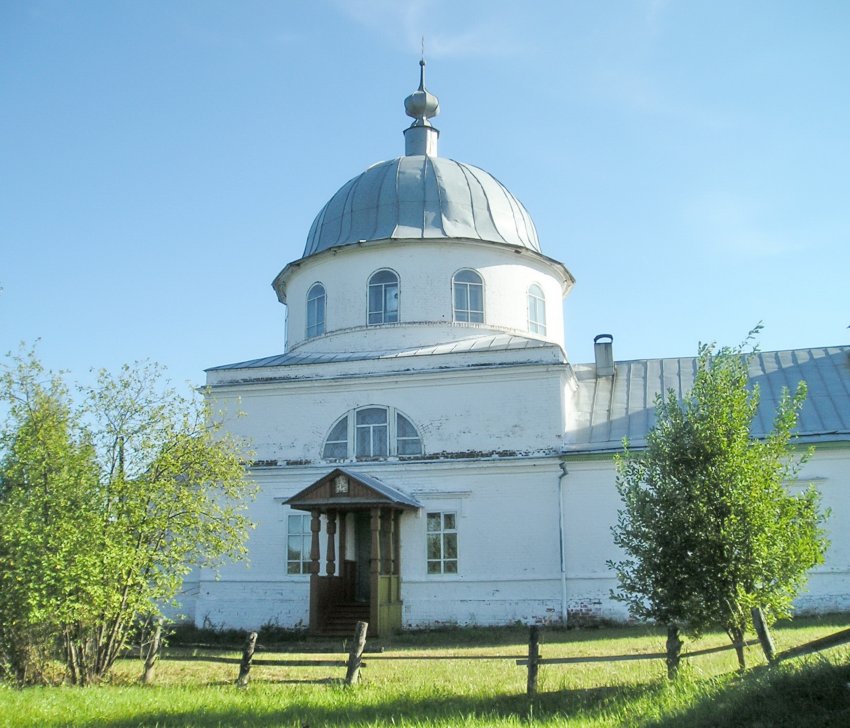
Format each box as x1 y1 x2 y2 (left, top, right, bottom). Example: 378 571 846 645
187 64 850 635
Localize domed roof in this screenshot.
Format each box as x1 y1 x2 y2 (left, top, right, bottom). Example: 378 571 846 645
303 155 541 257
301 60 541 258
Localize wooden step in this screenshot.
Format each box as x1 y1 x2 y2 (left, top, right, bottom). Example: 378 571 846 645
321 602 370 635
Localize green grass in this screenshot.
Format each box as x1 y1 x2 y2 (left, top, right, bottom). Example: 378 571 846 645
1 616 848 727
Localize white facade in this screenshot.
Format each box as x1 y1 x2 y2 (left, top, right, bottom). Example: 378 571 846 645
274 240 571 354
190 67 850 631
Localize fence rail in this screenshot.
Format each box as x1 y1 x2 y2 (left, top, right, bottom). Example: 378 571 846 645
775 626 850 663
516 640 761 666
140 620 850 695
520 621 850 696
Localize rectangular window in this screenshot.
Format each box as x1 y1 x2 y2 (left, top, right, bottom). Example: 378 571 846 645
287 513 312 575
355 408 388 457
426 511 458 574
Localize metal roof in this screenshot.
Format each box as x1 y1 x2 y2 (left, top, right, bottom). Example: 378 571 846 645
336 467 423 509
285 467 422 511
302 155 541 257
567 346 850 452
207 334 561 371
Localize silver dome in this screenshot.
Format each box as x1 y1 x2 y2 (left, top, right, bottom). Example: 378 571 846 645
303 155 541 257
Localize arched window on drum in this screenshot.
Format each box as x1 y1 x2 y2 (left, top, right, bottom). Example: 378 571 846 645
306 282 326 338
527 283 546 335
368 270 399 325
452 269 484 323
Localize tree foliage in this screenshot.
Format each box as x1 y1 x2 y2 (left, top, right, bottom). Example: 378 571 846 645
0 348 254 684
609 331 828 671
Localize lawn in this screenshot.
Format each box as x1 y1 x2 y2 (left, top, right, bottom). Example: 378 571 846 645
1 615 848 727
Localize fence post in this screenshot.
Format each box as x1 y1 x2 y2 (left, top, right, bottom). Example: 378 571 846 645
526 625 541 697
345 621 368 686
666 624 683 680
141 620 162 685
751 607 776 663
235 631 258 687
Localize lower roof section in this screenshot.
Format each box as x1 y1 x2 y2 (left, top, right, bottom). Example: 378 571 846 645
566 345 850 453
206 334 568 386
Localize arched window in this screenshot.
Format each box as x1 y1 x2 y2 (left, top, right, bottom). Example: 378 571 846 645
306 283 326 338
452 269 484 323
322 407 423 460
322 415 348 459
527 283 546 335
368 270 399 325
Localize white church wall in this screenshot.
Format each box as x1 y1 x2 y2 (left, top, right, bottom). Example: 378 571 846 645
191 467 312 630
184 442 847 631
281 241 568 353
792 446 850 613
189 458 570 630
399 458 565 627
560 458 629 621
560 445 850 622
207 363 571 463
192 459 598 631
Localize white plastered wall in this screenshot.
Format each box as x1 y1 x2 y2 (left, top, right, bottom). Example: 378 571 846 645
279 240 569 353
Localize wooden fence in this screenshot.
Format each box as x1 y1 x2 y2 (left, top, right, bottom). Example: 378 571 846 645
519 621 850 696
140 619 850 695
142 621 371 687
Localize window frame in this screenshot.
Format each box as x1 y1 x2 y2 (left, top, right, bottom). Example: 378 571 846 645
452 269 484 323
367 269 400 325
306 282 326 338
426 511 458 575
321 406 423 460
286 513 312 576
355 407 389 458
527 283 546 335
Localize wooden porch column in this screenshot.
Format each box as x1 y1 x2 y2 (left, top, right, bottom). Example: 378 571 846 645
370 507 382 632
338 512 347 564
393 510 401 576
386 510 396 576
309 510 321 632
326 511 337 576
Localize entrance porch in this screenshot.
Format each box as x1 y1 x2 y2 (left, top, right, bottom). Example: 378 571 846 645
285 468 421 637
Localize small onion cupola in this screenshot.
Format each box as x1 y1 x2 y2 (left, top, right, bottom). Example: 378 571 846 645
403 59 440 157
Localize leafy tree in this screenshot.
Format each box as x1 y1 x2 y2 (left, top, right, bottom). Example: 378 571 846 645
0 357 100 684
609 331 828 676
0 349 254 684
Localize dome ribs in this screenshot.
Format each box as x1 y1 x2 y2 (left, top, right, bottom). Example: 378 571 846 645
457 163 509 246
301 157 541 257
422 156 448 238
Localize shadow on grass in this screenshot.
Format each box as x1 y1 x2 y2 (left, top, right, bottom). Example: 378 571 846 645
646 658 850 728
22 653 850 727
61 680 674 728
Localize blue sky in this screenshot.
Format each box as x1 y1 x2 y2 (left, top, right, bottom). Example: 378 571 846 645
2 0 848 390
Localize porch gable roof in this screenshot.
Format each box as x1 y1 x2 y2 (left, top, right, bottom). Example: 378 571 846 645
285 467 423 511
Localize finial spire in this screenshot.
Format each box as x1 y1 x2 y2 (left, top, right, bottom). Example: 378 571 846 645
403 57 440 156
404 56 440 126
